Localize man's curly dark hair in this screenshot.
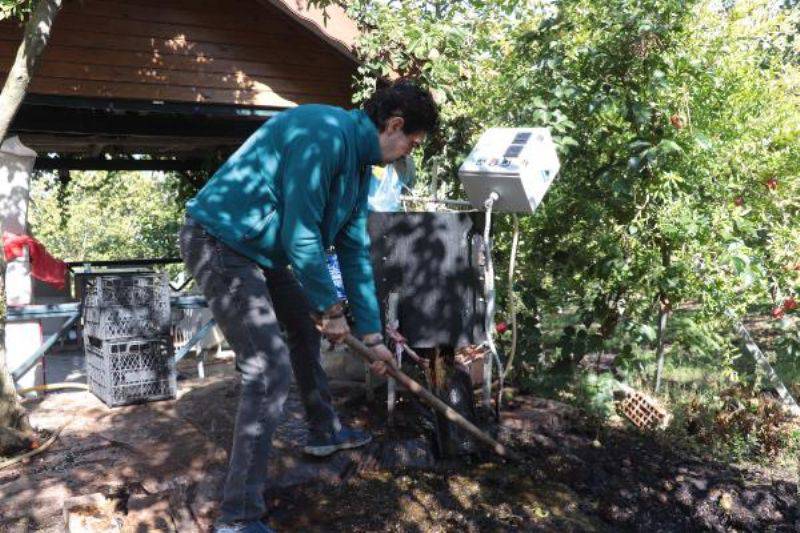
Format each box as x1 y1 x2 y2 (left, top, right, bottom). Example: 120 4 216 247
363 79 439 135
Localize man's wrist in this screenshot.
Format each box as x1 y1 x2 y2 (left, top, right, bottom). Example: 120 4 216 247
362 333 383 347
322 302 344 319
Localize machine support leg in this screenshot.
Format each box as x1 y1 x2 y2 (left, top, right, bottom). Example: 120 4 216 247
386 292 401 424
482 350 493 409
197 351 206 380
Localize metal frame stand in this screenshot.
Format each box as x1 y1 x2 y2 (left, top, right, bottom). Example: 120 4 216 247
7 295 216 385
386 292 402 425
174 318 217 379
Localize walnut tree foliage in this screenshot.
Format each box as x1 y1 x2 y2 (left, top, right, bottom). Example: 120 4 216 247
0 0 31 21
29 171 184 263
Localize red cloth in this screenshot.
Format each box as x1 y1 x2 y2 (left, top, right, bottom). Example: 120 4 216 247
3 232 68 290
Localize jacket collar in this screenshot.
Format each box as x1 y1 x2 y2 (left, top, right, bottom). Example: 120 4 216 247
350 109 383 166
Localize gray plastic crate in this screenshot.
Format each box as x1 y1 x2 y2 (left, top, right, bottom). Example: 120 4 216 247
85 335 176 407
83 304 170 340
84 273 170 310
83 272 171 340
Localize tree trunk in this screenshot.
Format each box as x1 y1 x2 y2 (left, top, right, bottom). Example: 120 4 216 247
736 321 800 418
0 0 63 141
0 0 64 455
0 251 35 455
654 243 671 394
653 295 670 394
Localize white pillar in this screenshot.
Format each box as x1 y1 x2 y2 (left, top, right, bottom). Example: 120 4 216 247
1 136 43 392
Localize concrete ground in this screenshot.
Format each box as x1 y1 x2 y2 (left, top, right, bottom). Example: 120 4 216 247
42 350 88 386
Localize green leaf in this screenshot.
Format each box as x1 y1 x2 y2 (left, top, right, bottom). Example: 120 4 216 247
657 139 683 155
694 133 712 150
640 324 657 342
612 178 632 195
559 136 580 147
630 103 651 125
732 256 747 274
629 140 652 152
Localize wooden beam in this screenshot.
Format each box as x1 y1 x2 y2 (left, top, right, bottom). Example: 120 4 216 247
66 257 183 268
18 133 239 154
22 93 280 118
12 101 265 137
34 157 205 171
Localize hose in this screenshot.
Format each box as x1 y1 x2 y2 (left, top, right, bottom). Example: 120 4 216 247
17 382 89 397
0 417 72 471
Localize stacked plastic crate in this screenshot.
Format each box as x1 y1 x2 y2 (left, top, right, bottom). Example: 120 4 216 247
83 272 176 407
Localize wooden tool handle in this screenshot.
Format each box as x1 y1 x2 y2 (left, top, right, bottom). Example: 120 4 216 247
344 334 520 461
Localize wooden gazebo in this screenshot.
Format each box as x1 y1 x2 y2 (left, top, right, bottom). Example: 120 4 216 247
0 0 360 168
0 0 362 390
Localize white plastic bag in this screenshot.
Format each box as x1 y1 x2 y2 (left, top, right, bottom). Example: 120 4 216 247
368 165 402 211
368 156 416 212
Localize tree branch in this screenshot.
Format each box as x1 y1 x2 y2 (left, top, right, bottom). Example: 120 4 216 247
0 0 63 142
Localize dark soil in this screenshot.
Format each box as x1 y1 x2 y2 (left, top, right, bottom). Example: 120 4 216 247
1 361 797 532
267 395 799 532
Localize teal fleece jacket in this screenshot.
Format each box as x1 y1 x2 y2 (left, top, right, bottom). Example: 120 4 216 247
186 105 383 335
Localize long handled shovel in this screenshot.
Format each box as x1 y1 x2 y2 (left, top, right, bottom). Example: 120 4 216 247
344 334 521 461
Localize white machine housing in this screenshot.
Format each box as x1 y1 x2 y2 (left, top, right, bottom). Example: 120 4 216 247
458 127 561 213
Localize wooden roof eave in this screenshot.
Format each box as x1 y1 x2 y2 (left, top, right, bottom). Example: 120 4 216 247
256 0 359 63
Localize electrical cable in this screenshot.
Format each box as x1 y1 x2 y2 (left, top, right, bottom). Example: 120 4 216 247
482 193 506 418
497 213 520 409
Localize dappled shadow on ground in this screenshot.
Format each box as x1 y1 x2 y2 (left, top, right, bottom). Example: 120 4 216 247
0 361 797 532
269 394 800 532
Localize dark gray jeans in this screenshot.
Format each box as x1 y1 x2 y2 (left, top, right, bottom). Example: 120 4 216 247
179 219 341 524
